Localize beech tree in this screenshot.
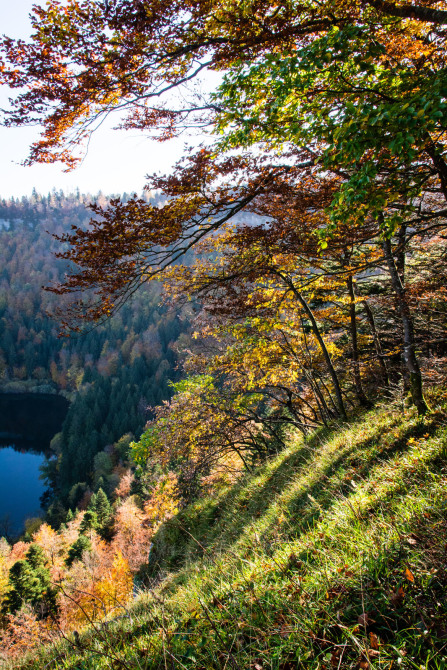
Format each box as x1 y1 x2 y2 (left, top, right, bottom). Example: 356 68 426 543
1 0 446 425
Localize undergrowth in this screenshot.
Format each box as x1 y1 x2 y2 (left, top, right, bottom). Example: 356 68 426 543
11 388 447 669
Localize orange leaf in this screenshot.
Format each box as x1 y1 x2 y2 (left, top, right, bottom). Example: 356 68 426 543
369 632 379 650
405 568 415 583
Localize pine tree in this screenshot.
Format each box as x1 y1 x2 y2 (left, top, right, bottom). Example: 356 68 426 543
2 544 57 616
79 510 98 534
2 561 41 614
88 492 97 512
94 488 111 527
25 544 45 572
65 535 92 567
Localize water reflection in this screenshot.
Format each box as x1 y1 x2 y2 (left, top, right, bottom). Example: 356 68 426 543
0 393 69 537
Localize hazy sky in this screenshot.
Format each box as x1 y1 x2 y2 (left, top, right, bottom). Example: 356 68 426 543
0 1 191 199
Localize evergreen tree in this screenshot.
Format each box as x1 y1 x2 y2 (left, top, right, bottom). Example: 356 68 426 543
45 500 67 530
95 488 112 527
2 544 57 616
79 510 98 534
88 492 97 512
65 535 92 567
25 544 46 571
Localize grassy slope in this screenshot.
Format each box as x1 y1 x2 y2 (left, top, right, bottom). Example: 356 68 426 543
14 390 447 670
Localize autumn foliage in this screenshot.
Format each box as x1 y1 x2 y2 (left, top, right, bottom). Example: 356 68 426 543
0 468 180 661
1 0 447 659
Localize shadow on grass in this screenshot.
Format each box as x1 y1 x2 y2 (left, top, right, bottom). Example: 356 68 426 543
129 447 447 670
77 413 447 670
147 407 443 579
305 490 447 668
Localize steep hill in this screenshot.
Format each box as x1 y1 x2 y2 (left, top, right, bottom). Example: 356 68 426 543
11 388 447 670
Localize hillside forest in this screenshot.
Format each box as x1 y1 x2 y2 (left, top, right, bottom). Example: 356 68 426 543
0 0 446 668
0 192 191 525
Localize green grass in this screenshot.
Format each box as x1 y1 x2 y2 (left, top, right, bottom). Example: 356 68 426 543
11 390 447 669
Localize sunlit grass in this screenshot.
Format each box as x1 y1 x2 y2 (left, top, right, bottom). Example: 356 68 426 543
9 389 447 669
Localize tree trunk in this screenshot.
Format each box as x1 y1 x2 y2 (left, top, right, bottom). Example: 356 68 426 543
301 319 336 422
347 275 369 406
290 284 347 420
382 237 428 415
362 299 390 386
396 222 406 282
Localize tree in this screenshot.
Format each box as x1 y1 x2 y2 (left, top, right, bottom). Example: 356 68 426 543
32 523 64 569
112 498 152 571
1 0 445 167
0 605 55 661
91 488 114 540
93 489 111 528
1 0 446 422
79 510 99 535
2 545 57 617
65 536 92 568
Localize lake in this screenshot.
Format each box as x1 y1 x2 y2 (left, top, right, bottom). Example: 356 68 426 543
0 393 69 537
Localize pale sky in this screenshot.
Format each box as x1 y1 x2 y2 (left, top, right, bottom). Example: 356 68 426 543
0 0 194 200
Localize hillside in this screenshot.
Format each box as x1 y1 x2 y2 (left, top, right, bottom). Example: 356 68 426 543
0 192 192 527
10 388 447 670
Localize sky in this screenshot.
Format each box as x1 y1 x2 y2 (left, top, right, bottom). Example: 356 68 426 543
0 0 190 200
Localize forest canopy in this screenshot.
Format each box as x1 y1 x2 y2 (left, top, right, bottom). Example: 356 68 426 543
0 193 191 527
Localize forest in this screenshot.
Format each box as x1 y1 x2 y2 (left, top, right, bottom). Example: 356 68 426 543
0 0 446 668
0 192 191 525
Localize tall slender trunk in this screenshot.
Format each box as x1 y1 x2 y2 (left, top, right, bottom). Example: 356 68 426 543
289 283 347 420
301 319 336 422
382 237 428 415
362 299 390 386
346 275 369 406
396 222 406 282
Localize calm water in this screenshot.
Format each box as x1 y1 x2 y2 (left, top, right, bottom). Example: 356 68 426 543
0 393 69 536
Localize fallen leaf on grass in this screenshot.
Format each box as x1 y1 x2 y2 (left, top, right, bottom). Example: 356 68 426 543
405 568 415 583
369 632 379 650
390 586 405 606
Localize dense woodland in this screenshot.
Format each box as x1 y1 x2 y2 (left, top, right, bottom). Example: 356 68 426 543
0 0 447 667
0 193 190 522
